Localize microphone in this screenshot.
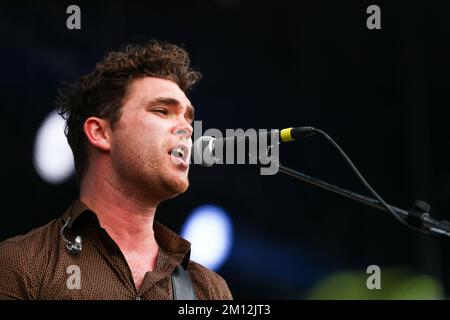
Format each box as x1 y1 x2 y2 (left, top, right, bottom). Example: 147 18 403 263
278 126 317 143
192 126 316 167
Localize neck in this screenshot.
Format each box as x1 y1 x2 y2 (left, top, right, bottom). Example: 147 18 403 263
79 172 160 254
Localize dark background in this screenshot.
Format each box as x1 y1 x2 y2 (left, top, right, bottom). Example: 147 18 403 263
1 0 449 299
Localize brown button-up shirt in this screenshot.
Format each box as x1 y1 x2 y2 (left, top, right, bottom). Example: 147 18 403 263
0 200 233 300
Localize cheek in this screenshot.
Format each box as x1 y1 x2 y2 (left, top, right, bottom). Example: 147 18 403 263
113 116 171 157
143 123 169 150
144 117 173 141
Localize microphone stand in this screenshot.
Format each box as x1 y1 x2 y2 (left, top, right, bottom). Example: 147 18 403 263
277 163 450 238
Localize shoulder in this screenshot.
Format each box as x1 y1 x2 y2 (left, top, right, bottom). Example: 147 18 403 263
188 261 233 300
1 218 61 258
0 219 61 299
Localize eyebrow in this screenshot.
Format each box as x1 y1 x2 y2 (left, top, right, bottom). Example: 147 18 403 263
146 97 195 121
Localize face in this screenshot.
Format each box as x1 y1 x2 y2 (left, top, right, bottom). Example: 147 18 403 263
109 77 194 202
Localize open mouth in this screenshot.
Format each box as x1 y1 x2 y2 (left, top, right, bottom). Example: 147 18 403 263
169 143 190 167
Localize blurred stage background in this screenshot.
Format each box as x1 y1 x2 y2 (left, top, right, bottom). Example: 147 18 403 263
1 0 450 299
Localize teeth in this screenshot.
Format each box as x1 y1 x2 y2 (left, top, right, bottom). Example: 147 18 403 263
172 147 184 159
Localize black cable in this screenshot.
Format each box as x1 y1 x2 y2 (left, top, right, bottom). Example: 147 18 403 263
311 128 433 236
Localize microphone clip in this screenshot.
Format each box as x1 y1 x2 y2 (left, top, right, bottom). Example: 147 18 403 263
66 235 83 255
60 217 83 255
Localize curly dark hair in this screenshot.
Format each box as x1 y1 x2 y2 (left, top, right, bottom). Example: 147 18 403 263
56 40 202 181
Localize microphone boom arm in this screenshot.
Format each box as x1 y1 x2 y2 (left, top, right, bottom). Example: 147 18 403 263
277 163 450 238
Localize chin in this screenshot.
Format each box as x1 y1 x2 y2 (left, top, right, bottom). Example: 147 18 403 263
161 176 189 199
174 178 189 194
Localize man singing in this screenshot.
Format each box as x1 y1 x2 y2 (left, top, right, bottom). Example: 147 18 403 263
0 41 233 300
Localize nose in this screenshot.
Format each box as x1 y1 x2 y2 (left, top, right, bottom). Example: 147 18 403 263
172 120 193 140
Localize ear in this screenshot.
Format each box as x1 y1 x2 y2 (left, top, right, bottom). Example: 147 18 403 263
83 117 112 152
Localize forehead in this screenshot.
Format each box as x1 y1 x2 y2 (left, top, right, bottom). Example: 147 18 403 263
126 77 191 107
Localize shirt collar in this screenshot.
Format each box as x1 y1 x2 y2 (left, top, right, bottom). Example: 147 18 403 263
61 200 192 269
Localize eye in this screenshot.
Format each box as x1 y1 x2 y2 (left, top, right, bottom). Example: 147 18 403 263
153 108 168 115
